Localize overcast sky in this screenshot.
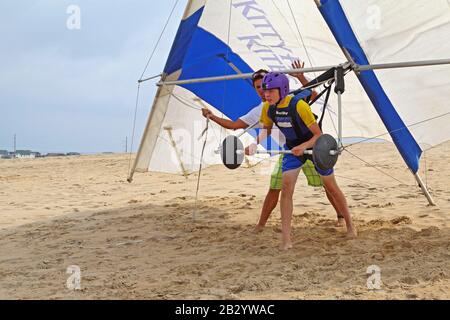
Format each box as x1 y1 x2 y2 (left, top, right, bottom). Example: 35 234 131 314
0 0 187 154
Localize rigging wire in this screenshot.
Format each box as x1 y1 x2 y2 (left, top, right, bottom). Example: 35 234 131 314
127 83 141 176
286 0 318 80
333 174 389 188
337 112 450 186
236 108 448 187
169 92 225 148
139 0 180 81
219 0 234 143
342 112 450 150
193 118 210 221
283 0 340 140
170 93 202 110
343 149 408 185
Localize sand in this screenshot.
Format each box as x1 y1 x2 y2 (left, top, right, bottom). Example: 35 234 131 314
0 142 449 300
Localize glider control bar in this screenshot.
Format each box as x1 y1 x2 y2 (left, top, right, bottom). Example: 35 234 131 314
220 134 340 171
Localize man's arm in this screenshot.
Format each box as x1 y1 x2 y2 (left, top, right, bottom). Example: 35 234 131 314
209 114 248 130
291 60 318 101
202 108 248 130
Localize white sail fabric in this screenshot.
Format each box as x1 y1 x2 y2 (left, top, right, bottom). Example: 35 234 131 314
338 0 450 149
132 0 450 176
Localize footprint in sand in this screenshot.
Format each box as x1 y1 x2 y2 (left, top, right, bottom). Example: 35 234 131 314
368 202 394 208
418 226 440 236
400 276 420 285
390 216 412 225
397 194 416 199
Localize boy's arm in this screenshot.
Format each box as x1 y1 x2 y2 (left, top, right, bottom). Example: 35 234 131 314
290 100 322 156
291 123 322 156
245 125 272 155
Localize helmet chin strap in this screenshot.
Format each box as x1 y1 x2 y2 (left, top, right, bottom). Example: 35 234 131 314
269 99 281 107
275 88 283 105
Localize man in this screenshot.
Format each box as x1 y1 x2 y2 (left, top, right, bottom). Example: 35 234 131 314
248 72 357 250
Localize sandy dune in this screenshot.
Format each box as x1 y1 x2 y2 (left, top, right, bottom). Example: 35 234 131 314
0 141 449 299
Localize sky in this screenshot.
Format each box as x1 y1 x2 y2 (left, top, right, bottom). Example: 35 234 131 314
0 0 187 154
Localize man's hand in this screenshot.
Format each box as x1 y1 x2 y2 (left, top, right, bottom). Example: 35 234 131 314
201 108 213 119
291 145 306 157
289 60 305 78
245 143 258 156
290 59 317 100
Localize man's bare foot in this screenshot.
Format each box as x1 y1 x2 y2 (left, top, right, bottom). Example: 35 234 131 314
280 240 293 251
252 224 264 233
346 226 358 238
335 218 345 227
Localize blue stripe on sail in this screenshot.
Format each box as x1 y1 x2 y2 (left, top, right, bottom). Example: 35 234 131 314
165 20 281 151
179 27 280 149
178 27 281 150
179 27 261 121
164 7 204 75
319 0 422 173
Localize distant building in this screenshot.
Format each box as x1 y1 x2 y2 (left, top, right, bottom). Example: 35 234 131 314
46 153 66 157
66 152 81 156
1 150 41 159
0 150 10 159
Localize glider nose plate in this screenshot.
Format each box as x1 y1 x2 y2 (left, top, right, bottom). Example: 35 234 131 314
221 136 244 170
313 134 339 171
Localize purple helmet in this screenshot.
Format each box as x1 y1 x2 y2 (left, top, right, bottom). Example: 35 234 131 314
262 72 290 101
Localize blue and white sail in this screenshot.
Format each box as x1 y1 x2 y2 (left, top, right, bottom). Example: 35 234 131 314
132 0 450 176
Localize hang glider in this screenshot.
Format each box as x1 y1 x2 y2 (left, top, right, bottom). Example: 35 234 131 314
129 0 450 205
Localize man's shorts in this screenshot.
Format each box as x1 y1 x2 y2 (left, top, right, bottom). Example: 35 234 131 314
270 155 325 189
270 154 284 190
282 153 334 176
